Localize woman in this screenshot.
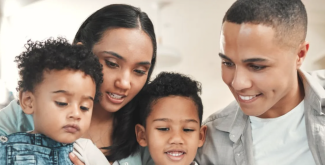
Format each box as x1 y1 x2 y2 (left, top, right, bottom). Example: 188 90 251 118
0 4 156 165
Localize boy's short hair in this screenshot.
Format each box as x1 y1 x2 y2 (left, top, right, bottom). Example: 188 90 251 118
223 0 307 48
15 37 103 101
137 72 203 127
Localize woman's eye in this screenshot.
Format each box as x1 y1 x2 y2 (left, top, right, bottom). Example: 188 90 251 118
157 128 170 131
222 61 234 67
55 101 68 106
80 106 89 111
134 69 147 75
183 128 194 132
105 60 119 68
249 64 266 71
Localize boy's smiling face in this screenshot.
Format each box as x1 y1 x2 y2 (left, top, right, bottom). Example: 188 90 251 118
20 69 96 144
136 96 207 165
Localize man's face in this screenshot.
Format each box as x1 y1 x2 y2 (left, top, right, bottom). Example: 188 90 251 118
220 22 306 118
24 69 96 143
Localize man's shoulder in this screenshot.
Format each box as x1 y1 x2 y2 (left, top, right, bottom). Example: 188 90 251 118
203 100 239 131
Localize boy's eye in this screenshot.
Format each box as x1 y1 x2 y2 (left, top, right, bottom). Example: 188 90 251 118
55 101 68 106
156 128 170 131
80 106 89 111
105 60 119 68
183 128 194 132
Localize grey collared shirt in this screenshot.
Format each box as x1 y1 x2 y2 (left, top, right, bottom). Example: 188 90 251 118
195 69 325 165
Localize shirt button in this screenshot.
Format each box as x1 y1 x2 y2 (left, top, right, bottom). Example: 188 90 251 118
124 163 128 165
0 136 8 142
231 134 235 138
237 153 241 156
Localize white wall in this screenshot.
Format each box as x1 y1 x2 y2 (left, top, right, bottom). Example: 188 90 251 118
0 0 324 120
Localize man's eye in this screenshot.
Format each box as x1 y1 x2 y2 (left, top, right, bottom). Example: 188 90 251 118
55 101 68 106
80 106 89 111
249 64 266 71
222 61 234 67
183 128 194 132
156 128 170 131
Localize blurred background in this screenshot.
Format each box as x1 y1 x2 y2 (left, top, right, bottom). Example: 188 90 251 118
0 0 324 119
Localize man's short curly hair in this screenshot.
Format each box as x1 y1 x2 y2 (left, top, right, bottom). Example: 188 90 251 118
15 37 103 101
137 72 203 127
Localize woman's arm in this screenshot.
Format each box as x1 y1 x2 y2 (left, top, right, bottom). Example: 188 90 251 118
0 100 34 135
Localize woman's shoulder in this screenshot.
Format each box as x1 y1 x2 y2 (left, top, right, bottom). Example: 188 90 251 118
0 99 34 135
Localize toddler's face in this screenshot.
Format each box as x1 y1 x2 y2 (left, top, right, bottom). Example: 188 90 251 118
136 96 207 165
20 69 96 144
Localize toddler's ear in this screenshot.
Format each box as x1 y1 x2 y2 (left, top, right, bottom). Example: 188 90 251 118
135 124 148 147
19 91 35 114
198 125 207 147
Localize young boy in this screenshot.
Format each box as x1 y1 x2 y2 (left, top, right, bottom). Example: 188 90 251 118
0 38 108 165
135 72 207 165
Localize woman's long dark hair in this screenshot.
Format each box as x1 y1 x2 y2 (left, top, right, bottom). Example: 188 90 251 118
73 4 156 161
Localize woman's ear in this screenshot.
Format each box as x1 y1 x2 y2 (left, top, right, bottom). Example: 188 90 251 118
19 91 35 114
135 124 148 147
198 125 207 147
76 42 83 45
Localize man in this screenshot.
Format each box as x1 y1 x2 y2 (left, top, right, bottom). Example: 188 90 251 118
196 0 325 164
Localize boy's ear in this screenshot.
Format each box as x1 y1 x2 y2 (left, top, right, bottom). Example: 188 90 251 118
19 91 35 114
135 124 148 147
198 125 207 147
76 42 83 45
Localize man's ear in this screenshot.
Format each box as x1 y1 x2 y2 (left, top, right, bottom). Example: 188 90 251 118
135 124 148 147
296 41 309 68
19 91 35 114
198 125 207 147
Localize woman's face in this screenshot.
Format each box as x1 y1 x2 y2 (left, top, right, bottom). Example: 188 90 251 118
92 28 153 113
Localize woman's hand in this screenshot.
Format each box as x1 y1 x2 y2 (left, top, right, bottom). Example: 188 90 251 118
69 153 85 165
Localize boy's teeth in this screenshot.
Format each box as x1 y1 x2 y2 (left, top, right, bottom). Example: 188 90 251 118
167 151 184 156
109 93 123 99
239 95 256 101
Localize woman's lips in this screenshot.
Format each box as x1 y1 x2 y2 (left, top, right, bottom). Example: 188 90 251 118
106 92 125 104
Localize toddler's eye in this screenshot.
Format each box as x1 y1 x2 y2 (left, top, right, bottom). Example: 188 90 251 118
55 101 68 106
156 128 170 131
80 106 89 111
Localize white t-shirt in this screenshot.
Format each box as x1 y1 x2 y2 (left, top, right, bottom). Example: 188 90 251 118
249 100 315 165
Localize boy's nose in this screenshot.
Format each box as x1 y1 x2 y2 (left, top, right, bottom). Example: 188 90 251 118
168 131 184 145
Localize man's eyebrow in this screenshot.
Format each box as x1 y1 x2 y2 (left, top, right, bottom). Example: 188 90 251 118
219 53 268 63
219 53 233 62
242 58 268 63
102 51 124 60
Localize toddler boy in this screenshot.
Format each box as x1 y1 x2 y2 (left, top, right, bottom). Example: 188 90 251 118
0 38 107 165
